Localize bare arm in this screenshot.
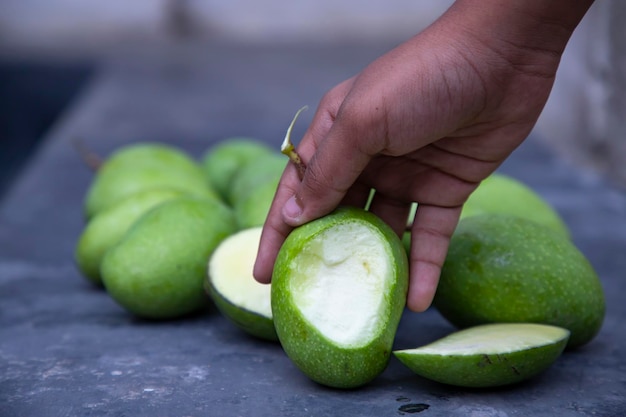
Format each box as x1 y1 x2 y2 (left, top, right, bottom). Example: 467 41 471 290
254 0 594 312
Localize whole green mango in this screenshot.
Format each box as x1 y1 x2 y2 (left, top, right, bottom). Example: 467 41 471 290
434 214 605 348
84 143 217 219
75 187 186 285
101 197 237 319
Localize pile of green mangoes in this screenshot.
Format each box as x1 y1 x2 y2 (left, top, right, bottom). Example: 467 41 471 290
74 137 606 390
74 138 285 319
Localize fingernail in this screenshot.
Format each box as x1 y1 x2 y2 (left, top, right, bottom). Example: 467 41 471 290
283 195 303 222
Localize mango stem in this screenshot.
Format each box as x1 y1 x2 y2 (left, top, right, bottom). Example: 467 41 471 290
281 106 308 181
71 138 102 171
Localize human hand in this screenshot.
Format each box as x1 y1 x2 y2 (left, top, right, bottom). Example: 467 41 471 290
254 0 593 312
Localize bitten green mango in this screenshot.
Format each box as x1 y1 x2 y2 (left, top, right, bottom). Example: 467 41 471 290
271 207 408 388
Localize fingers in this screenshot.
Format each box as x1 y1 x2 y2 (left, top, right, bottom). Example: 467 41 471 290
256 110 374 282
406 204 462 312
278 74 385 228
253 163 300 283
282 132 372 226
253 79 357 284
367 191 412 238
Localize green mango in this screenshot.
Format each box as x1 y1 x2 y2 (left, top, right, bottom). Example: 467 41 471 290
461 173 570 237
75 188 186 286
101 197 237 320
272 207 408 388
227 153 286 206
233 177 279 229
206 227 277 341
402 173 569 255
434 214 605 348
84 143 217 219
201 137 273 200
395 323 570 388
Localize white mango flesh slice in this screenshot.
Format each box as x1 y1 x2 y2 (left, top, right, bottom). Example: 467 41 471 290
209 227 271 318
394 323 570 388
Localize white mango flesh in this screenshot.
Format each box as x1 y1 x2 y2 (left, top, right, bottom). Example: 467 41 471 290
289 222 390 347
209 227 271 318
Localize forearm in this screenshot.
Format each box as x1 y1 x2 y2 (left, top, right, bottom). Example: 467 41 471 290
442 0 594 76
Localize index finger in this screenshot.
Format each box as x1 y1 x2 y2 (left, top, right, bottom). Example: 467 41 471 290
252 161 300 283
253 80 356 283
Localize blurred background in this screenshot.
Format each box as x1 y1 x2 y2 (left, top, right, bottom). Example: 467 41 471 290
0 0 624 201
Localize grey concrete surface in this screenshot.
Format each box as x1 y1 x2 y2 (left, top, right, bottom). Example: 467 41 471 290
1 42 625 417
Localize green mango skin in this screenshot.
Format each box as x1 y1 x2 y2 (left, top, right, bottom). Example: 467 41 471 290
84 143 217 219
402 174 570 256
101 197 237 320
75 188 186 286
434 214 605 348
227 153 286 206
205 227 277 342
272 207 409 389
233 177 279 229
394 324 570 388
201 138 273 200
205 281 278 342
460 173 570 238
398 347 565 388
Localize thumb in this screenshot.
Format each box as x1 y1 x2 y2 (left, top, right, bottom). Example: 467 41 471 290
282 121 373 227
